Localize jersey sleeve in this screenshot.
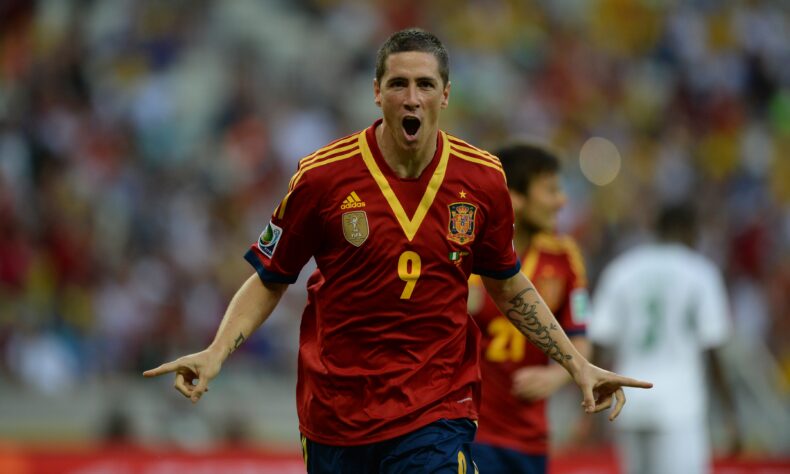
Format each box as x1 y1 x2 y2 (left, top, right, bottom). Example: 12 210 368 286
695 262 731 349
558 238 589 337
472 172 520 279
244 170 321 284
588 263 623 345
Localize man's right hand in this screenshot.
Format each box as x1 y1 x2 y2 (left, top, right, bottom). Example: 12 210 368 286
143 349 223 403
570 361 653 421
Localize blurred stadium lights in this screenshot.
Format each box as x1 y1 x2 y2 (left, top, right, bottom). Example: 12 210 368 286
579 136 622 186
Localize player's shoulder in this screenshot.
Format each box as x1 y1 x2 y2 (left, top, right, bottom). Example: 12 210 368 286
444 132 504 177
534 233 587 276
599 245 648 283
533 233 581 256
291 131 363 184
644 243 717 273
616 244 659 268
673 246 722 279
605 243 715 280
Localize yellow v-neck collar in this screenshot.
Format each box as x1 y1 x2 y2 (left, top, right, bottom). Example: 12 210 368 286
358 130 450 241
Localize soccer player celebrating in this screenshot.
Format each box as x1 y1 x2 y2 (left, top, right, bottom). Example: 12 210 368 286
469 144 591 474
145 29 651 473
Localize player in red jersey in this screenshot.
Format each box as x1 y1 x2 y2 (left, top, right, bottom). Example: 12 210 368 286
144 29 651 473
470 143 591 473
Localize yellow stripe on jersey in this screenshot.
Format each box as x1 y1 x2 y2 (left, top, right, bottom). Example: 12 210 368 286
562 236 588 286
450 145 505 176
277 147 360 219
288 135 360 190
448 145 500 165
447 137 500 163
528 233 588 285
359 130 450 242
521 245 541 280
532 233 564 252
297 137 359 169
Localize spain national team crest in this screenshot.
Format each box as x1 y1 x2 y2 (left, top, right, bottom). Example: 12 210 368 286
342 211 369 247
447 202 477 245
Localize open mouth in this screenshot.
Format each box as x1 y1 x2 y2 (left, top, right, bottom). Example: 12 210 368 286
402 116 421 138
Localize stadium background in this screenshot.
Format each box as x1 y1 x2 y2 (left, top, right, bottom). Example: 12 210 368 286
0 0 788 472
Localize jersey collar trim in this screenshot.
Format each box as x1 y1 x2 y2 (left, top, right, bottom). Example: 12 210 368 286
358 129 450 242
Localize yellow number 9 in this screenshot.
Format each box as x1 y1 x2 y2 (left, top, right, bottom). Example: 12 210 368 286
398 251 422 299
458 451 467 474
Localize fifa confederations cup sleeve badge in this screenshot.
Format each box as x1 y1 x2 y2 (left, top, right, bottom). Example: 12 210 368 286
258 221 283 258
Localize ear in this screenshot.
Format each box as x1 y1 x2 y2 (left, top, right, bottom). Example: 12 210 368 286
373 78 382 108
440 81 451 109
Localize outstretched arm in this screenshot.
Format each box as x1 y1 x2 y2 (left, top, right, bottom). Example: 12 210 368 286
482 272 652 420
143 274 287 403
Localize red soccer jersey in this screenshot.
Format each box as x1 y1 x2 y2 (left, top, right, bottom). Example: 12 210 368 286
470 233 588 454
245 120 520 445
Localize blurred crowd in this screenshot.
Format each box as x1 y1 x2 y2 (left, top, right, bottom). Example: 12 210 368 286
0 0 788 427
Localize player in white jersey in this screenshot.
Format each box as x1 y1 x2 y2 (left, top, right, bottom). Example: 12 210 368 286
588 204 736 474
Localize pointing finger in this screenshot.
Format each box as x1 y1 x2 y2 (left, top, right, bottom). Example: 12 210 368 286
143 360 181 378
614 375 653 389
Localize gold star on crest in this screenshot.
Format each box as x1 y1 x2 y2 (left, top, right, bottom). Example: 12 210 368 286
459 190 467 198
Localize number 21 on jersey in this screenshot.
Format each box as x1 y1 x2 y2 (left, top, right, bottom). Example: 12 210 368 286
486 317 526 362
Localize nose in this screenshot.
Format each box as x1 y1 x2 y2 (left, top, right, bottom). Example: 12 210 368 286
404 84 419 110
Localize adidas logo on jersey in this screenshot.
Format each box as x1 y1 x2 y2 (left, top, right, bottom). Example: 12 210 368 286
341 191 366 209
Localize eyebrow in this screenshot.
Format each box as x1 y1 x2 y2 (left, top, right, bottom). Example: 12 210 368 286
386 76 438 84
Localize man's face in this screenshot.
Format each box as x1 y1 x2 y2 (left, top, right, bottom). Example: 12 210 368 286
512 173 567 232
374 51 450 152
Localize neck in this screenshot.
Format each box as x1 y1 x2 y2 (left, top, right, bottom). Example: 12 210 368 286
376 121 437 179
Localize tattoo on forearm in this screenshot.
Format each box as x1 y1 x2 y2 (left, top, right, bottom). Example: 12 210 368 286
230 333 245 355
504 288 572 363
